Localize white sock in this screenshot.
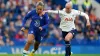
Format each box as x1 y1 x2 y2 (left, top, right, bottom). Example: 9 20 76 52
31 49 36 53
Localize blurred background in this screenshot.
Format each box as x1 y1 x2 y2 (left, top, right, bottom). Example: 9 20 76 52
0 0 100 55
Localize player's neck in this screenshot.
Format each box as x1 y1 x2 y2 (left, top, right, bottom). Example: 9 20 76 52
66 11 71 14
37 13 43 16
65 9 72 14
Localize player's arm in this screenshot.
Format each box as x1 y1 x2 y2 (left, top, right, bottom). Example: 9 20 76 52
45 10 61 14
40 13 50 30
76 10 91 27
22 11 33 27
21 11 33 31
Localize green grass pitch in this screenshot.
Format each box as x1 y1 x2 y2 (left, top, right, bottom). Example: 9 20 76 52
0 54 100 56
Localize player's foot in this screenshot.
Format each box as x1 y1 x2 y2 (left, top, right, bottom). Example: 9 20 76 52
29 52 34 56
22 50 29 56
22 53 28 56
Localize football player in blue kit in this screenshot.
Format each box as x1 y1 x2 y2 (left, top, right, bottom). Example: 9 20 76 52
21 1 49 56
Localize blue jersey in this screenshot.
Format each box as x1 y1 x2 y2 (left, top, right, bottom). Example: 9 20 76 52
22 9 49 31
22 9 49 34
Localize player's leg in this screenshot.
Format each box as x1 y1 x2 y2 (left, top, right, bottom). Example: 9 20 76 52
64 32 73 56
23 34 35 56
29 33 41 56
32 41 40 53
29 41 40 56
31 34 41 53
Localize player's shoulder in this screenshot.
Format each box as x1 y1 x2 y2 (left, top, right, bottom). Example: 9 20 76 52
43 12 49 16
72 9 78 12
27 9 36 14
71 9 80 14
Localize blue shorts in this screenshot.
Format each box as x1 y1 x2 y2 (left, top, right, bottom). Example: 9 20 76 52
28 29 46 43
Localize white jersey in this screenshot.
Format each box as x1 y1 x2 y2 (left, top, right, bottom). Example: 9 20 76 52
47 9 89 32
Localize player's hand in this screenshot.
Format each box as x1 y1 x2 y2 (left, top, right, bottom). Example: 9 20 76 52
58 37 63 41
21 27 25 32
39 27 43 31
39 11 45 16
86 21 91 29
42 11 46 15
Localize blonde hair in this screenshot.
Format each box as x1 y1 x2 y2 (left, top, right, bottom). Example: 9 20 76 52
65 1 72 7
36 1 44 7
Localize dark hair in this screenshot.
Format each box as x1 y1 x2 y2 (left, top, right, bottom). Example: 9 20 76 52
36 1 44 7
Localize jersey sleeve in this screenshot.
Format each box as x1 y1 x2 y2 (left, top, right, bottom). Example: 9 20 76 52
46 10 62 14
74 10 81 16
22 10 33 27
42 13 50 30
75 10 89 20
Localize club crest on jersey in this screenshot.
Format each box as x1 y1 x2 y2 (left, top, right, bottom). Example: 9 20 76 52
65 18 73 21
31 31 33 33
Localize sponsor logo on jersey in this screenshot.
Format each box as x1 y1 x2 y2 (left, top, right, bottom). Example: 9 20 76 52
65 18 73 21
34 20 40 27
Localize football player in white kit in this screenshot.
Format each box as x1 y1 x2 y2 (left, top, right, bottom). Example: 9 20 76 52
46 2 91 56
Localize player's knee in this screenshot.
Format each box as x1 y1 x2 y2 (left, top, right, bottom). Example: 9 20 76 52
65 33 73 42
27 40 33 44
65 37 71 42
